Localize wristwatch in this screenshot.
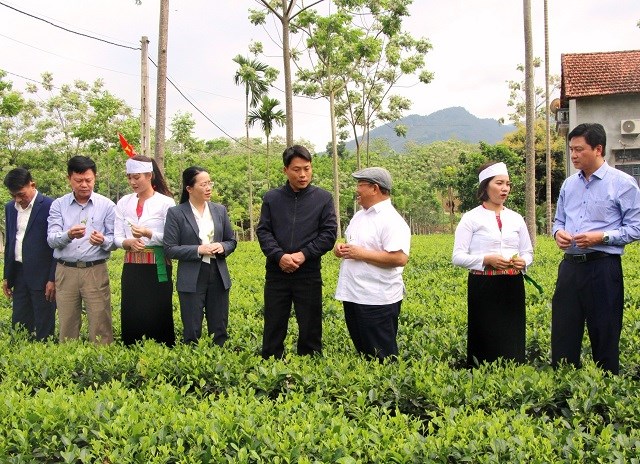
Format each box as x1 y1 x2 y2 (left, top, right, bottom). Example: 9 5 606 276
602 232 610 244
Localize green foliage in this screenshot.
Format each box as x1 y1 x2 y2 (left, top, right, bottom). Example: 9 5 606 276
293 0 433 166
502 118 566 205
2 237 640 461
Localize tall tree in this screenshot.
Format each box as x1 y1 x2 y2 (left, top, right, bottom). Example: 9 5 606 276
331 0 433 168
248 96 286 189
233 54 278 241
544 0 552 235
249 0 326 147
294 9 361 237
523 0 536 244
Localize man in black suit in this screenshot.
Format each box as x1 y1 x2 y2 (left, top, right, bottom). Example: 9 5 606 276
257 145 337 358
3 168 56 340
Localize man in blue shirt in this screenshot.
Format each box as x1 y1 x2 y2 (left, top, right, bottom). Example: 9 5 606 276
552 123 640 374
47 156 116 344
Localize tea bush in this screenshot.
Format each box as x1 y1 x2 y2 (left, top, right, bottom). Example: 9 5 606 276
1 235 639 462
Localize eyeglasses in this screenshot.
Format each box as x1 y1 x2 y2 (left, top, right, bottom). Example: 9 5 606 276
196 181 214 188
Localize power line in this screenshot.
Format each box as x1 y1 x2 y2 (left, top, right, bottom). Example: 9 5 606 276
0 1 140 50
0 33 141 79
0 1 261 149
147 57 257 151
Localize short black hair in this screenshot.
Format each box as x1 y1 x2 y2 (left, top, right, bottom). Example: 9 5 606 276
3 167 33 192
282 145 312 167
567 123 606 152
67 155 97 176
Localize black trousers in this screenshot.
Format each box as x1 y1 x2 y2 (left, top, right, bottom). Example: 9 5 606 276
467 273 526 366
261 273 322 359
178 261 229 346
11 263 55 341
343 300 401 362
552 255 623 374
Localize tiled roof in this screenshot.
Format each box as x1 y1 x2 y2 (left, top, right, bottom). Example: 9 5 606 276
561 50 640 100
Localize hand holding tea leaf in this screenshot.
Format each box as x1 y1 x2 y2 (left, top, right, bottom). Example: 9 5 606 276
130 224 150 239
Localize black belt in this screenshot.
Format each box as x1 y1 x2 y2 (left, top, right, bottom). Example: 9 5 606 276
563 251 612 263
57 259 106 268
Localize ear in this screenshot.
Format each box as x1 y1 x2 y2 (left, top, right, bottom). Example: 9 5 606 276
595 144 604 156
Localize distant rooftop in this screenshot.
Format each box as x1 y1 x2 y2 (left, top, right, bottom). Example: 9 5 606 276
561 49 640 100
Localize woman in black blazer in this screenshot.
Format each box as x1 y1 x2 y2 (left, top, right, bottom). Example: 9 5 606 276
163 166 237 345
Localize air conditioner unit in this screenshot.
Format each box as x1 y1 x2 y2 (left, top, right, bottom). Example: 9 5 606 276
621 119 640 135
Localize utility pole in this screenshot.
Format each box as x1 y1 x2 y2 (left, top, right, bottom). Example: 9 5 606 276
140 36 151 157
154 0 169 173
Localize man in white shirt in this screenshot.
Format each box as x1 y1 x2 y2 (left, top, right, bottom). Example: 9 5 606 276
334 167 411 361
3 168 56 340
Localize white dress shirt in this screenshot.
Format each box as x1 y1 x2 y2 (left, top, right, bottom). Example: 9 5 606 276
335 199 411 305
14 190 38 263
189 201 215 264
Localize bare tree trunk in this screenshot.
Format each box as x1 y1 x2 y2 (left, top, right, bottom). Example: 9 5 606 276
544 0 552 235
266 135 271 190
154 0 169 173
282 0 295 147
329 88 342 238
523 0 537 245
245 93 255 241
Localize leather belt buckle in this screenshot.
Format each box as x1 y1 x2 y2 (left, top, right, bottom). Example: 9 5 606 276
77 261 87 268
573 254 587 263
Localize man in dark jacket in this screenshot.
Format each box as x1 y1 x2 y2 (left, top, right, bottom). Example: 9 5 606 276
3 168 56 340
257 145 337 358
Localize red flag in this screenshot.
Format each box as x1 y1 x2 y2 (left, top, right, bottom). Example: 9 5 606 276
118 132 137 158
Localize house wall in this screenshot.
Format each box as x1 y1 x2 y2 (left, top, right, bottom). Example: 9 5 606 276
565 94 640 177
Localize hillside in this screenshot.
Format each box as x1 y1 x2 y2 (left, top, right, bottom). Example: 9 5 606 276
345 106 516 153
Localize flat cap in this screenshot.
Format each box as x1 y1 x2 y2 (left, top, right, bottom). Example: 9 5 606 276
352 167 392 191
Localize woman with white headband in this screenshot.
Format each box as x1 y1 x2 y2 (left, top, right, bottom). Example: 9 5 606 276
114 155 176 346
452 161 533 366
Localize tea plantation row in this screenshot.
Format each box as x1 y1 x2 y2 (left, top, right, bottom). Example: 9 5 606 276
1 235 639 462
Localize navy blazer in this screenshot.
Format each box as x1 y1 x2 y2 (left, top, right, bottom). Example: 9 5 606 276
163 201 237 293
4 192 56 290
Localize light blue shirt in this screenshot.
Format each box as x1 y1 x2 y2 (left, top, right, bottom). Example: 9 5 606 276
47 191 116 262
553 162 640 255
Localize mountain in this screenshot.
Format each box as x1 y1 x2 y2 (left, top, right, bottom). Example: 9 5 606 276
345 107 516 153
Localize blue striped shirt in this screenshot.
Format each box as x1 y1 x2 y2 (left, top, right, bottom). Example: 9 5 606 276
47 191 116 262
553 162 640 255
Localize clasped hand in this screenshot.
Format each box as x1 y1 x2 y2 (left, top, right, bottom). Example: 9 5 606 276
279 252 305 273
484 254 525 271
198 242 224 257
555 229 602 250
333 243 362 260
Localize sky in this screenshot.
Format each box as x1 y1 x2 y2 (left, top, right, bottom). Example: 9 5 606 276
1 0 639 153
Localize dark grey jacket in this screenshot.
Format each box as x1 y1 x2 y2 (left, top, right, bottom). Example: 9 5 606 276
164 201 237 292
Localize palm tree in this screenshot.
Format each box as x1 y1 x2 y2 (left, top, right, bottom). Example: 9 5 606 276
248 96 286 189
233 55 276 241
